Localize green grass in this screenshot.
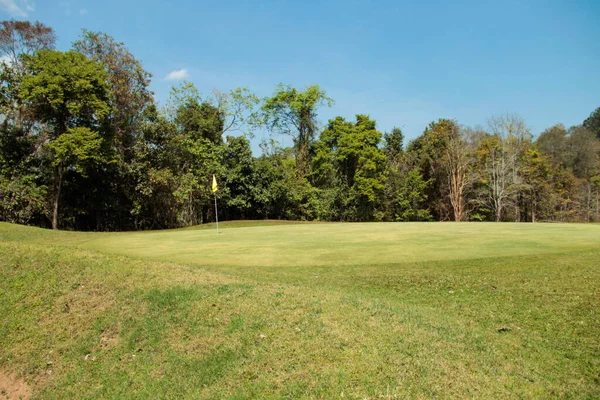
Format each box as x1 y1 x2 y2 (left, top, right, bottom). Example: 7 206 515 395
1 221 599 399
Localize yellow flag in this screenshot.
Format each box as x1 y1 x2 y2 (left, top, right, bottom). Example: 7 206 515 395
212 175 218 193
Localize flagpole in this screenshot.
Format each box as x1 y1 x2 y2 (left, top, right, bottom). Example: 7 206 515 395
211 174 219 235
214 193 219 235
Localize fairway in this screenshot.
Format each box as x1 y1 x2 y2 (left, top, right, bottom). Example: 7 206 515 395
1 221 599 399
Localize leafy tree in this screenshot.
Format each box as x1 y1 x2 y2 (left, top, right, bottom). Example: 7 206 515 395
394 168 433 221
260 84 333 177
566 125 599 179
222 135 257 220
314 115 387 221
0 174 47 224
20 50 111 229
168 82 223 144
73 30 153 151
583 107 600 139
384 127 404 161
405 119 463 220
536 124 568 166
591 175 600 222
213 87 259 137
128 109 179 229
414 119 474 221
520 148 553 222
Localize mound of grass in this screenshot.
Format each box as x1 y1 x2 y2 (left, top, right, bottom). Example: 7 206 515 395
1 222 599 398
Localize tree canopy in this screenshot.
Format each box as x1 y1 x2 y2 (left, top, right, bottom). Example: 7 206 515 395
1 20 599 230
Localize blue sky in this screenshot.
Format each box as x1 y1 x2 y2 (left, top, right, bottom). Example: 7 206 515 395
2 0 599 151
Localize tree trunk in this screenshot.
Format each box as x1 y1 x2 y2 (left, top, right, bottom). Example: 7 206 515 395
52 164 64 230
495 198 502 222
595 189 600 222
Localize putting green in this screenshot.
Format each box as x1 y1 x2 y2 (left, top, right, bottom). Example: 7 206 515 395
78 222 600 267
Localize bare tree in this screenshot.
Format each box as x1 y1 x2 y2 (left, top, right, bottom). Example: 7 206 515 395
486 114 531 221
0 20 56 128
443 126 475 221
0 20 56 72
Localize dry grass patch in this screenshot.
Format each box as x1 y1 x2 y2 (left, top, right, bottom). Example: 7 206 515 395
0 371 30 400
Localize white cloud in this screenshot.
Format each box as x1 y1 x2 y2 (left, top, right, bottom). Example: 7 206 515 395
165 68 190 80
0 0 35 17
59 0 70 15
79 8 87 15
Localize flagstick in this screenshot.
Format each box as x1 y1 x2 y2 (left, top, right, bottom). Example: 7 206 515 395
214 193 219 235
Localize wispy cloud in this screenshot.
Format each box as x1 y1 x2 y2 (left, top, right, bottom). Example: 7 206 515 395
59 0 70 15
165 68 189 80
79 8 87 15
0 0 35 17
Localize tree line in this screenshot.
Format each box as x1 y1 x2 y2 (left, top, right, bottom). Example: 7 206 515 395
1 20 599 231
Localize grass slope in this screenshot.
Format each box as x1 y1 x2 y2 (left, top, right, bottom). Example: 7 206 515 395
0 222 599 399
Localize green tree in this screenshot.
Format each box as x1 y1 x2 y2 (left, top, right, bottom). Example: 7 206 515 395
128 108 180 229
73 30 153 151
314 114 387 221
583 107 600 139
405 119 462 220
521 148 552 222
536 124 568 166
384 127 404 161
566 125 599 179
20 50 111 229
260 84 333 177
222 135 256 220
394 168 433 221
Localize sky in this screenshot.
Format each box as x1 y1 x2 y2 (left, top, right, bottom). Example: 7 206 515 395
1 0 599 152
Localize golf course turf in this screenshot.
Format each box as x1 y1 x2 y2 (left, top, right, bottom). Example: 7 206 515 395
1 221 599 398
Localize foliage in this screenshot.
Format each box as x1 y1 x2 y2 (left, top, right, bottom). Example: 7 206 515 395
393 168 433 221
0 19 56 81
19 49 111 229
583 106 600 138
260 83 333 176
73 29 153 153
0 20 599 229
311 115 387 221
20 50 111 135
0 174 46 224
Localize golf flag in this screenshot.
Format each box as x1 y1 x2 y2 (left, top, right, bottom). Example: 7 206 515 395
212 175 218 193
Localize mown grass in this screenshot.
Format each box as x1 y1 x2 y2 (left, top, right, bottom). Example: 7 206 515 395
0 222 599 399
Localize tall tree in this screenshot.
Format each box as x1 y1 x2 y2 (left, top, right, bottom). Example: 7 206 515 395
0 20 56 128
520 148 552 223
406 119 463 220
222 135 257 220
73 30 153 153
261 84 333 177
583 107 600 139
474 134 513 222
486 114 531 221
314 115 387 221
393 167 433 222
566 125 599 179
443 126 474 221
536 124 568 166
20 50 111 229
0 20 56 73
